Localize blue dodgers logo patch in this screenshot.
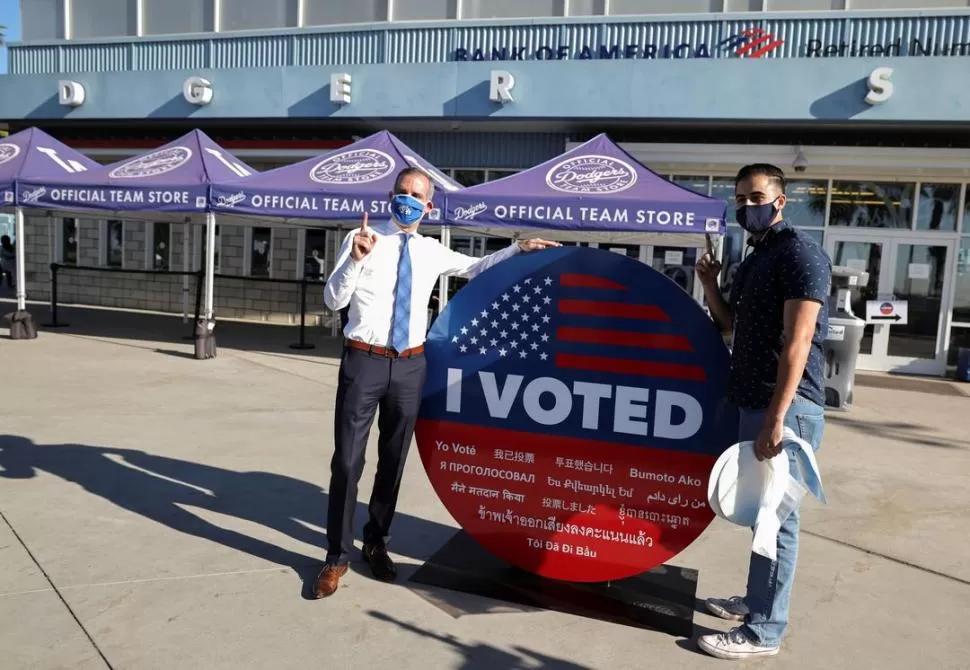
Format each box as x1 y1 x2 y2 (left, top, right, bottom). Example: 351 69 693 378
416 246 738 583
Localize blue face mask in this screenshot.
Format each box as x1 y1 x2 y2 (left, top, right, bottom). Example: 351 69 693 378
736 199 779 235
390 194 427 227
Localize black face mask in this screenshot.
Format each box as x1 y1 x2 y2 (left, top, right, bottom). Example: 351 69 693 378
736 197 780 235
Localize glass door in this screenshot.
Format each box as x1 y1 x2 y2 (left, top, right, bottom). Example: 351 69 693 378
827 232 956 375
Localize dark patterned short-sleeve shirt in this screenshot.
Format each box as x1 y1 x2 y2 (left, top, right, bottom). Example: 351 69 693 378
727 221 832 410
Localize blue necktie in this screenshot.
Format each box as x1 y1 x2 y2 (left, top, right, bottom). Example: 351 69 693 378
390 234 412 353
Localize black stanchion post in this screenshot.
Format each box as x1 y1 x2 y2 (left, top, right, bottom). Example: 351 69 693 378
183 271 205 340
289 277 316 350
42 263 70 328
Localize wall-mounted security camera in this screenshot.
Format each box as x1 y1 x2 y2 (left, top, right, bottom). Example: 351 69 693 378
792 148 808 173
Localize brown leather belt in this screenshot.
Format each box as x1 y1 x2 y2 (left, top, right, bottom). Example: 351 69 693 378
345 338 425 359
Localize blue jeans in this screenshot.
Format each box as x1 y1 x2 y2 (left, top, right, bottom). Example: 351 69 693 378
737 395 825 648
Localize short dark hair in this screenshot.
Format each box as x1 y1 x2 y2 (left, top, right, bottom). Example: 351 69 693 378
393 166 435 202
735 163 786 194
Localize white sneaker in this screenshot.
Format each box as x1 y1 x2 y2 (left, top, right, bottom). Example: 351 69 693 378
697 627 779 660
705 595 749 621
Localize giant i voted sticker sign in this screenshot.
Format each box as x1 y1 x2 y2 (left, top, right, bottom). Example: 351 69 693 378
415 246 738 583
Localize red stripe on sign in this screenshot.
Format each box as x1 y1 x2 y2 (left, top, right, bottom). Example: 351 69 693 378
747 39 785 59
560 274 628 291
557 327 694 352
558 300 670 321
735 34 772 57
556 353 707 382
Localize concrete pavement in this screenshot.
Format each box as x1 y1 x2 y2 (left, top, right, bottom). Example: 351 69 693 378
1 306 969 669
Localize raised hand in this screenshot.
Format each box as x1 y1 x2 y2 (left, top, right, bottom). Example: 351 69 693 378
351 213 376 261
517 238 561 252
695 234 722 288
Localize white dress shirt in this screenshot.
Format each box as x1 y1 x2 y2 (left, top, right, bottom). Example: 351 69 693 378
324 221 521 349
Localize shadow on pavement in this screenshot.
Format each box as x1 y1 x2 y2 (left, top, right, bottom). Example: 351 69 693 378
826 413 970 449
0 435 457 599
368 610 594 669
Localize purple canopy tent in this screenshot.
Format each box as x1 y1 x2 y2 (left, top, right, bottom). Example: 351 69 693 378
444 133 727 249
16 129 258 322
0 127 101 324
17 129 255 216
210 129 464 319
210 130 461 224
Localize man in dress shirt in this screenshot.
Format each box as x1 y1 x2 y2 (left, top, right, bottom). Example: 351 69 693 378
694 163 831 660
314 166 559 598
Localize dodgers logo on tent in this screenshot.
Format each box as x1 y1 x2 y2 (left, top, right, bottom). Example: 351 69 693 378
309 148 395 185
416 246 737 583
545 154 638 194
109 146 193 179
0 144 21 166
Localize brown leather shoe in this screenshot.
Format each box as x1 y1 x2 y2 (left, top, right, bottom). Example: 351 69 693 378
313 563 348 599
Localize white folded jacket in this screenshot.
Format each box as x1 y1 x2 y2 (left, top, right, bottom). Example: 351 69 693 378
706 427 825 561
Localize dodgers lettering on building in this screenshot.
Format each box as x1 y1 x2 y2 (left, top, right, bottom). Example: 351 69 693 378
415 247 738 583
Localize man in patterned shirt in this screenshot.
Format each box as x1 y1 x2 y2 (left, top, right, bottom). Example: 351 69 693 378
694 163 832 660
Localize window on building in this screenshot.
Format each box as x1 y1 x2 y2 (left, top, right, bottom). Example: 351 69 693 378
719 225 746 299
829 181 915 228
153 222 171 271
652 247 698 295
21 0 64 40
672 175 710 196
304 0 387 25
609 0 717 15
463 0 563 19
304 229 328 281
604 245 640 259
61 219 78 266
711 178 740 225
567 0 606 16
220 0 296 32
948 325 970 367
784 179 828 229
916 183 960 232
453 170 487 187
393 0 454 21
487 170 517 181
250 227 272 277
105 220 124 268
200 226 222 273
953 235 970 324
71 0 134 38
483 237 515 256
143 0 212 35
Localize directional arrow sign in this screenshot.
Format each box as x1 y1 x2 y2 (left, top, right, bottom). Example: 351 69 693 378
865 300 908 325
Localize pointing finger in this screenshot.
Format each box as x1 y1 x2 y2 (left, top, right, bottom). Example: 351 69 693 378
360 212 369 232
